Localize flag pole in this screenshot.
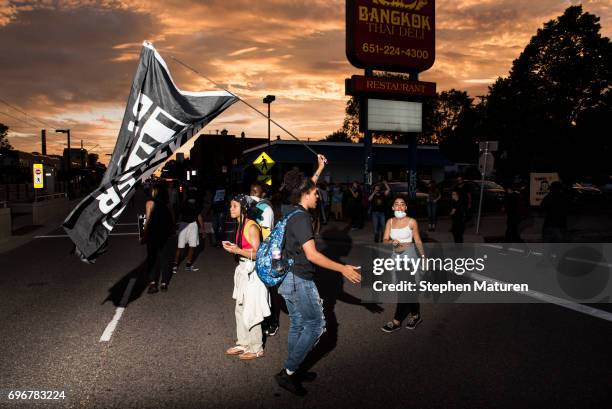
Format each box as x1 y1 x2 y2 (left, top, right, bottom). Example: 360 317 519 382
168 55 320 157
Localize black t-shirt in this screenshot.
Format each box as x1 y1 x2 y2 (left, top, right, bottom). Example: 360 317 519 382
451 200 465 227
284 205 315 280
371 192 386 213
180 198 201 223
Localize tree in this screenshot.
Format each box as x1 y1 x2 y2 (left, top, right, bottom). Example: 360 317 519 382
0 123 13 151
422 90 481 162
324 129 352 142
483 5 612 179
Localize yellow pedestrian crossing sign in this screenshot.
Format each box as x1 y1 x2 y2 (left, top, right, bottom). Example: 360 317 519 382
257 175 272 186
253 152 275 174
33 164 44 189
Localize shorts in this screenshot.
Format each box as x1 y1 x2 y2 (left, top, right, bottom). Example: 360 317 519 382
177 222 199 249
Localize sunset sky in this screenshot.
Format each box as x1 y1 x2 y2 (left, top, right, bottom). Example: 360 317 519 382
1 0 610 163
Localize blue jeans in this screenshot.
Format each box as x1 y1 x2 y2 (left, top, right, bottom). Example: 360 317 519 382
278 272 326 372
371 211 386 242
426 201 437 225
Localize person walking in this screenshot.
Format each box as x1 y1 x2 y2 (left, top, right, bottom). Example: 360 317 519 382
381 196 426 332
222 194 269 361
331 184 343 221
450 190 465 244
541 181 568 243
503 184 523 243
427 181 441 231
173 188 204 273
274 161 361 397
142 183 175 293
211 185 227 246
369 180 391 243
349 181 363 229
455 176 473 223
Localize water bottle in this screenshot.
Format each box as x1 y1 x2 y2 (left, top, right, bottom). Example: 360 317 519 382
271 244 282 272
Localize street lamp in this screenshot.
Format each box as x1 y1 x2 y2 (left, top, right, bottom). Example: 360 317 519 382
263 95 275 152
55 129 71 174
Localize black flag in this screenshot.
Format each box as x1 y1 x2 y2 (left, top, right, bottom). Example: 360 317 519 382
63 41 238 262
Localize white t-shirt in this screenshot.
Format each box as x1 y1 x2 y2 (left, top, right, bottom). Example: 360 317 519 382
250 196 274 229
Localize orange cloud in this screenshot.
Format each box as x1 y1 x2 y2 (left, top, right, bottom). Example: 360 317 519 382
0 0 609 163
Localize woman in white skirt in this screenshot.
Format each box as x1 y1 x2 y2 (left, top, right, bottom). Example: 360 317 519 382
222 194 270 360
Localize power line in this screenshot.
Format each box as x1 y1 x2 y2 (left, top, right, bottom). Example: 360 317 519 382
168 54 320 158
0 111 41 128
0 97 59 129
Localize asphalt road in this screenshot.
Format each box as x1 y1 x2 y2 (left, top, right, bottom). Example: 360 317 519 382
0 198 611 409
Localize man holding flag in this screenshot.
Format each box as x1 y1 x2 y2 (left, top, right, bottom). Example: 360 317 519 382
63 42 237 262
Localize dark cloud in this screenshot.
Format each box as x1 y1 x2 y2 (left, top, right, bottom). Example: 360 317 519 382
0 5 156 109
0 0 610 159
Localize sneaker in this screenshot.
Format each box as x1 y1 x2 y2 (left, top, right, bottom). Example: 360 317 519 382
147 282 158 294
405 314 422 330
160 283 168 292
185 264 199 272
381 321 401 333
296 370 317 383
275 369 307 397
265 324 279 337
171 264 178 274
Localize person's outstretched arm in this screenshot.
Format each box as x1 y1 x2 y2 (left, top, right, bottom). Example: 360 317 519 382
302 240 361 283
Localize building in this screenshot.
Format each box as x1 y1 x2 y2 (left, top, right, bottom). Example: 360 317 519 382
63 148 89 169
239 140 451 188
0 150 61 184
189 131 267 185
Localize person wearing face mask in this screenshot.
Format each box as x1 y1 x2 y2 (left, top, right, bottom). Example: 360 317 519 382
381 196 426 332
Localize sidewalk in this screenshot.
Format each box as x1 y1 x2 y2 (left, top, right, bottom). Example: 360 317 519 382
0 199 81 255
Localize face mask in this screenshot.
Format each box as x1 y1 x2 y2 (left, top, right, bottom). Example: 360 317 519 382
394 211 406 219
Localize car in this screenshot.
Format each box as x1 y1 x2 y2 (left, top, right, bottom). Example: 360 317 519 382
438 179 506 212
386 181 430 201
569 182 602 204
601 176 612 195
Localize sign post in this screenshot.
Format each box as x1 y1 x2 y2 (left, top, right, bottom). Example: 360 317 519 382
346 0 436 205
475 141 498 234
253 152 275 186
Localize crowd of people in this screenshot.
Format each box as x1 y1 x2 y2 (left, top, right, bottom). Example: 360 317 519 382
139 156 570 397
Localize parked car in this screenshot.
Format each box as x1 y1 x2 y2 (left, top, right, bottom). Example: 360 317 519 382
601 177 612 195
386 181 430 201
438 179 506 212
569 182 603 204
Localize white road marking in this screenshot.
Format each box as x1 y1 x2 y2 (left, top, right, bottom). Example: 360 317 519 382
35 232 139 238
469 272 612 323
367 244 612 323
99 278 136 342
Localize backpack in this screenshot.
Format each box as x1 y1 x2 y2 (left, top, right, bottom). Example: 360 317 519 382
255 208 303 287
248 198 273 239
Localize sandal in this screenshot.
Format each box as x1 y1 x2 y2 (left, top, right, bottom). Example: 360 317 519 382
225 345 247 355
238 350 264 360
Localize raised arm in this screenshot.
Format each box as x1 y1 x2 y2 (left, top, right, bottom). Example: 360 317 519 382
311 154 327 184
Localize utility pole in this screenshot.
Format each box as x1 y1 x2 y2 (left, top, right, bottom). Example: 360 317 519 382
55 129 71 194
41 129 47 156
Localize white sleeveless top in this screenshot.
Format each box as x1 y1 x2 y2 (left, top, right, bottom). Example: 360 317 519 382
390 218 413 243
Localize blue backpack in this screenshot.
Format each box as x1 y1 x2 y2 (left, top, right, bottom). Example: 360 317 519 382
256 209 303 287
